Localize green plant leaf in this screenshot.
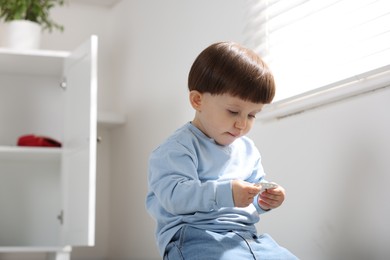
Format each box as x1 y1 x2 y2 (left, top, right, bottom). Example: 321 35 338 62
0 0 65 32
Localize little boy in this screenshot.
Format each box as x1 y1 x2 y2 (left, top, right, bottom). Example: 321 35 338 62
146 42 298 259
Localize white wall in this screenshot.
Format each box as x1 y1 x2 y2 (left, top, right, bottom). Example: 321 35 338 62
249 86 390 260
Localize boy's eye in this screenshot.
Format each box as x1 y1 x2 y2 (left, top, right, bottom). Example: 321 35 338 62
248 114 256 119
228 110 238 115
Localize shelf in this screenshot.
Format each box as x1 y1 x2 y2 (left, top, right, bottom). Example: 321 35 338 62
72 0 121 8
0 48 69 77
0 246 71 253
98 111 126 129
0 146 61 161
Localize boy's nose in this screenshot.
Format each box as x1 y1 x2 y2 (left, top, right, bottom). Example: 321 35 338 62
235 116 247 129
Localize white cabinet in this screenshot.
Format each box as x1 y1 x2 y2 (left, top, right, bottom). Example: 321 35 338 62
0 36 98 256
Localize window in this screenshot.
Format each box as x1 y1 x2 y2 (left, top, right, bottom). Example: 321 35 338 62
244 0 390 120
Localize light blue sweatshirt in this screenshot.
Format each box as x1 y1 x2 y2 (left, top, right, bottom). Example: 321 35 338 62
146 122 269 256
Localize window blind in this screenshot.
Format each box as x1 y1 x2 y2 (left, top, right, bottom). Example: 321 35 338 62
244 0 390 104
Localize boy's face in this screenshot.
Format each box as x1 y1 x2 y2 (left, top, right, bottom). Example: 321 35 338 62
191 92 264 146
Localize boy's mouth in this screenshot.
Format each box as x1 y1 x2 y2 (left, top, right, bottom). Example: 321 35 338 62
228 132 240 138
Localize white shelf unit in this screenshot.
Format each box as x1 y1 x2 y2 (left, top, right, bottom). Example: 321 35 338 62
0 146 61 160
0 36 99 259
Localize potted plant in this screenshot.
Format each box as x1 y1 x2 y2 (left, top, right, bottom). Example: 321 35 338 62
0 0 65 50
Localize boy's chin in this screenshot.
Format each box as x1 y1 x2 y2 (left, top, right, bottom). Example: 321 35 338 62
214 137 237 146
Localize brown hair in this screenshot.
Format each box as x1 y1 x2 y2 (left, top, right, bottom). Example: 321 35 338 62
188 42 275 104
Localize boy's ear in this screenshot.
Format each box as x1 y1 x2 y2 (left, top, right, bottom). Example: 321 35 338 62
189 90 203 111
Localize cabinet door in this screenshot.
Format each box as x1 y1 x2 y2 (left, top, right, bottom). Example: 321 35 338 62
61 35 98 246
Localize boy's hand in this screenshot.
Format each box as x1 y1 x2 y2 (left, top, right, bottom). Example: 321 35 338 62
258 184 285 211
232 180 261 207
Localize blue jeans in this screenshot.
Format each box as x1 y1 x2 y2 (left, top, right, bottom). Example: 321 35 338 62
164 226 298 260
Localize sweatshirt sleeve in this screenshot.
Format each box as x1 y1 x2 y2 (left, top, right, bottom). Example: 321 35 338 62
148 142 234 215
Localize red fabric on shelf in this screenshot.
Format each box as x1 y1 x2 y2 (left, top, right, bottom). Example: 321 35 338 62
17 134 62 147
